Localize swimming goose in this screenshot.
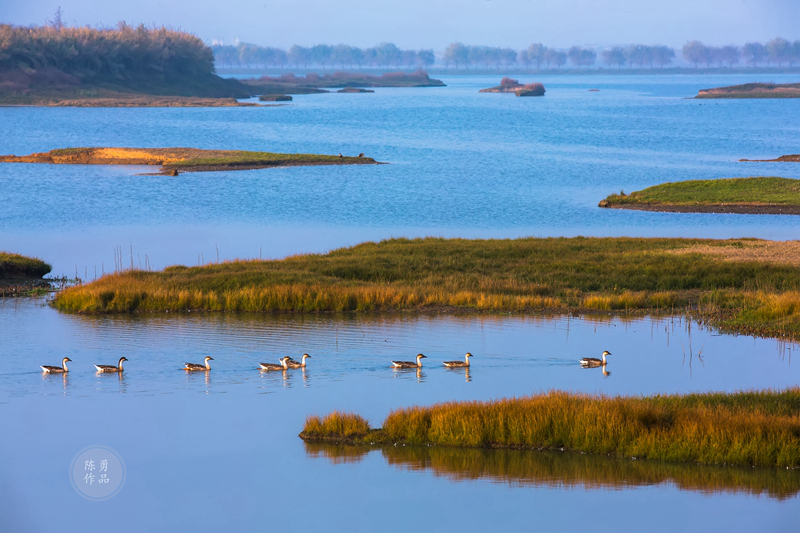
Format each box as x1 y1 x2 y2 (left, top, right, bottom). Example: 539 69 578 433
259 356 291 371
580 350 611 368
391 353 426 369
184 356 214 371
285 354 311 369
443 352 473 368
41 357 71 373
95 357 128 373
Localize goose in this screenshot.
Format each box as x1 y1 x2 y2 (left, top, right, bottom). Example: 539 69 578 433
285 354 311 369
259 356 291 371
391 353 426 369
95 357 128 373
41 357 71 373
443 352 473 368
184 356 214 371
580 350 611 368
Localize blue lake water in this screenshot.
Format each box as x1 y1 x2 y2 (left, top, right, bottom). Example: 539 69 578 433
2 74 800 276
2 74 800 531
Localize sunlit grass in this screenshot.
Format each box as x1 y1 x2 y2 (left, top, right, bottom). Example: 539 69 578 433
52 236 800 339
0 251 52 278
302 411 372 439
301 389 800 468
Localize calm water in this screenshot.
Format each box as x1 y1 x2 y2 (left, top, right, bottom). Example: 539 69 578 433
2 74 800 531
1 298 799 531
1 74 800 276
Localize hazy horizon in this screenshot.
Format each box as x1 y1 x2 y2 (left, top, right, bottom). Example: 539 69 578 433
3 0 800 50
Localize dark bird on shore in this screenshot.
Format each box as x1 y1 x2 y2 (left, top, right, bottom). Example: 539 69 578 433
41 357 71 373
184 356 213 371
391 353 426 369
443 352 473 368
338 153 343 158
580 351 611 367
358 153 364 157
95 357 128 373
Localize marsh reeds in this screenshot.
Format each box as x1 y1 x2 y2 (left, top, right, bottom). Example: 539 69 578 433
302 411 372 440
299 388 800 468
52 237 800 339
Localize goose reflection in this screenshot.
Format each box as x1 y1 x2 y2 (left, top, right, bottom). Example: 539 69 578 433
445 365 472 383
259 368 292 388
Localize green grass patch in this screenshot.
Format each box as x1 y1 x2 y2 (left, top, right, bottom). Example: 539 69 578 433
603 177 800 207
50 236 800 338
0 252 52 278
300 389 800 468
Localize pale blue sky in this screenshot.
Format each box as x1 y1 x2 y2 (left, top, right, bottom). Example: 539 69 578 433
3 0 798 49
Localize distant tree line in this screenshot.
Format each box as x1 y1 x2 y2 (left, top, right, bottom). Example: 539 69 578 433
0 22 215 79
212 42 435 70
682 38 800 67
215 39 800 71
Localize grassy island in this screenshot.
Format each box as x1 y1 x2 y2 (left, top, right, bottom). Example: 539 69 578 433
0 147 378 174
740 154 800 163
300 388 800 468
0 23 253 106
0 252 53 296
51 236 800 339
599 177 800 214
696 82 800 99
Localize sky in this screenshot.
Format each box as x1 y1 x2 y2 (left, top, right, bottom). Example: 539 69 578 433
3 0 799 50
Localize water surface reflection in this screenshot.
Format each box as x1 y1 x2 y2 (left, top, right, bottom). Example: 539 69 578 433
306 442 800 501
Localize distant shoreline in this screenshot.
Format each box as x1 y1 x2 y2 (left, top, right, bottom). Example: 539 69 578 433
218 66 800 77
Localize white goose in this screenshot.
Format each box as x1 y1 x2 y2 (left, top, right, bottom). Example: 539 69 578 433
184 356 214 371
580 350 611 368
391 353 426 369
285 354 311 369
443 352 473 368
41 357 71 373
95 357 128 373
259 356 291 371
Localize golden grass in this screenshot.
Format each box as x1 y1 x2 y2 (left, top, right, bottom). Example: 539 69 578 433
51 236 800 339
302 411 372 440
300 389 800 468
